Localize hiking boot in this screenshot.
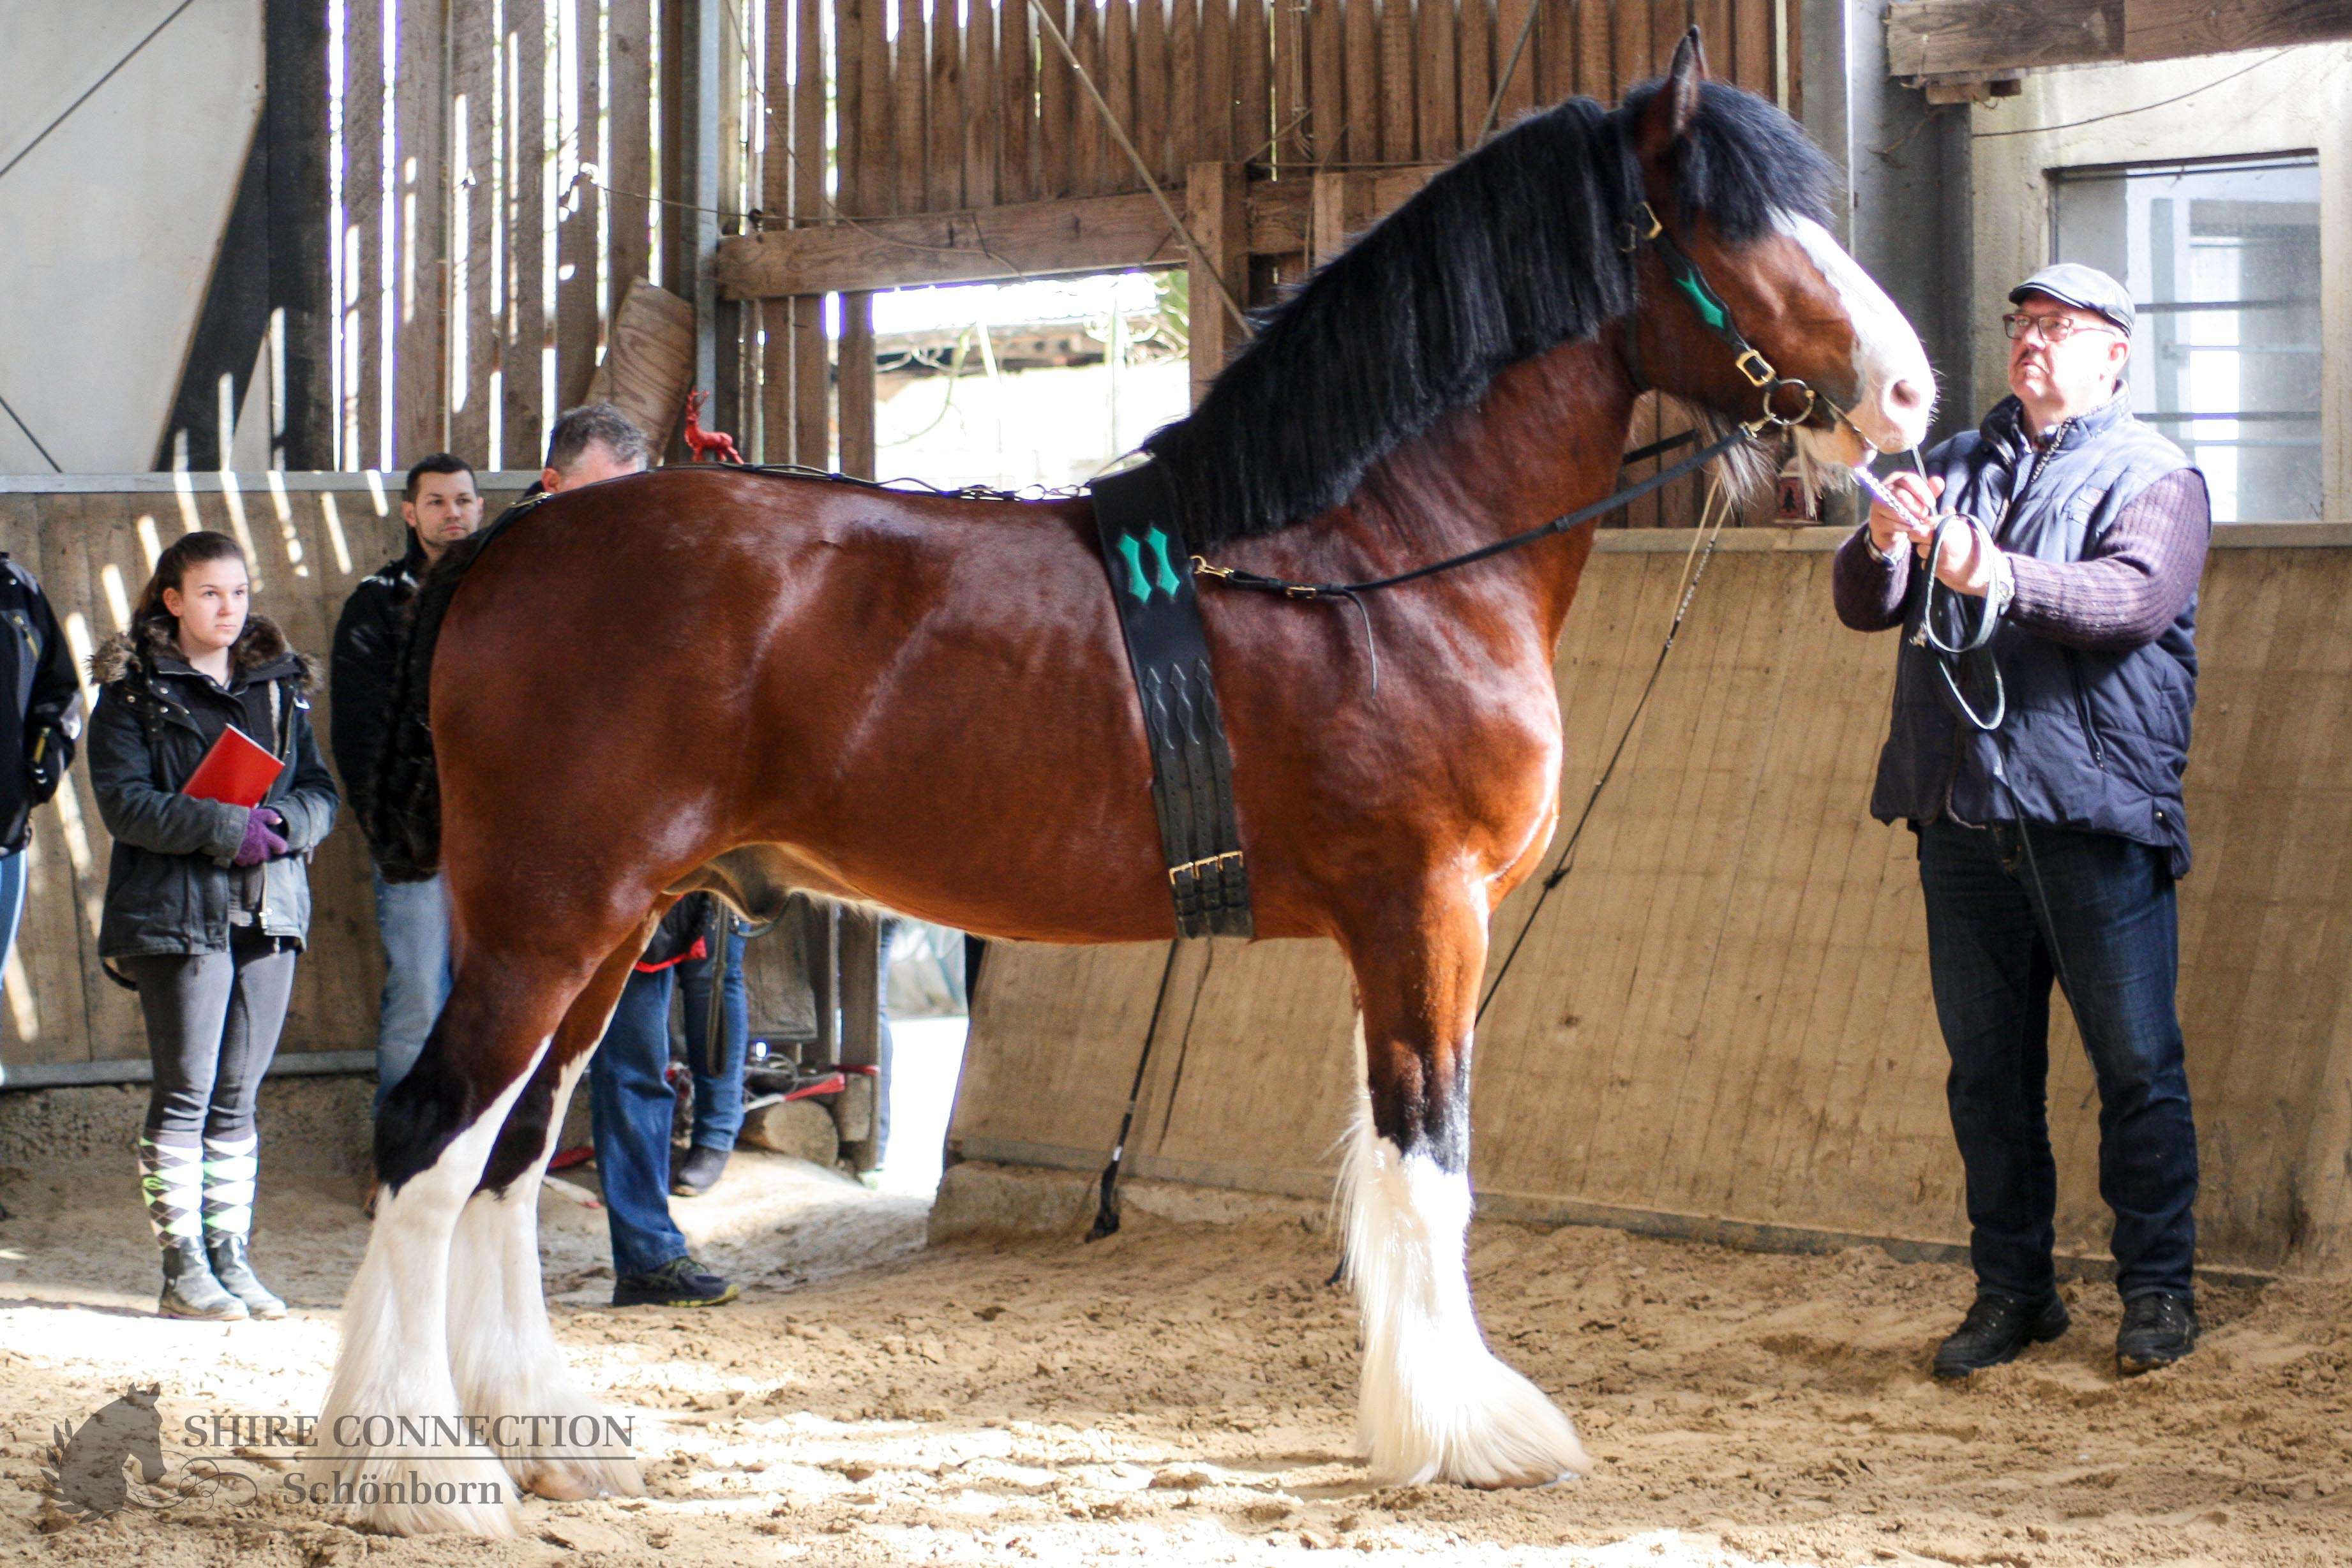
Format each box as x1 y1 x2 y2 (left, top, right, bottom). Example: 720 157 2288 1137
611 1255 740 1308
1931 1292 2067 1378
206 1234 288 1319
158 1236 248 1321
2116 1292 2198 1375
671 1145 731 1197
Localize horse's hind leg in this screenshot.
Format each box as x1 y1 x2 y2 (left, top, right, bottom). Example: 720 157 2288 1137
1339 884 1591 1489
312 957 576 1537
448 928 662 1503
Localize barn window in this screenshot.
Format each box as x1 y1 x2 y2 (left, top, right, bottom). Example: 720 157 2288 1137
2050 154 2321 523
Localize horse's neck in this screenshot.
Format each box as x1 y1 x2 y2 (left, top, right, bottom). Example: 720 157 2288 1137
1333 339 1640 638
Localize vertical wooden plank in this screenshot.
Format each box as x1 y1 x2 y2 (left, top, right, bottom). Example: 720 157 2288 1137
1377 0 1414 163
347 0 386 469
1105 0 1137 190
839 293 877 478
506 0 550 471
895 0 927 213
793 0 829 466
1342 0 1376 165
1186 161 1248 407
610 0 653 289
394 0 450 462
1236 0 1268 165
1697 0 1732 82
554 0 603 412
1418 0 1458 161
760 0 792 463
1492 0 1533 126
1731 0 1769 96
857 0 892 211
965 0 998 208
1458 0 1491 146
1781 0 1799 116
1307 0 1342 166
999 0 1034 202
1610 0 1649 100
1573 0 1609 99
1136 0 1169 184
1072 0 1105 195
1169 0 1197 177
928 0 963 210
1037 0 1072 197
1273 0 1306 169
1199 0 1232 163
1309 168 1373 263
453 0 497 465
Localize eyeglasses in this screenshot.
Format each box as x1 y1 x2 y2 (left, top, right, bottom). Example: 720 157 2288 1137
2002 312 2122 345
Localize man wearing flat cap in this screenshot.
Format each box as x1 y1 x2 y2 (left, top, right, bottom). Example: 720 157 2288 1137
1832 263 2211 1380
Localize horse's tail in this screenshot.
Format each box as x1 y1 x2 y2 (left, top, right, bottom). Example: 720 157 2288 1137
367 519 509 881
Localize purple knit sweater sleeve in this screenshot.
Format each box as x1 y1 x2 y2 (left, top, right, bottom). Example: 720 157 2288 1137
1831 524 1910 632
2002 469 2212 650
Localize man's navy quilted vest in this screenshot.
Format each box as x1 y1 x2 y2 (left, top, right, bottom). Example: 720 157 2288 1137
1869 392 2203 876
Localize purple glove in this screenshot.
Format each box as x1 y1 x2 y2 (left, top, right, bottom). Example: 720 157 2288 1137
232 808 288 867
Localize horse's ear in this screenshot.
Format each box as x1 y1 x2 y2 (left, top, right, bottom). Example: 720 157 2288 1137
1638 27 1708 157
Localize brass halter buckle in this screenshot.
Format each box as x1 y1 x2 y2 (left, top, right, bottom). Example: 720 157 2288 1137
1732 348 1776 388
1617 202 1664 255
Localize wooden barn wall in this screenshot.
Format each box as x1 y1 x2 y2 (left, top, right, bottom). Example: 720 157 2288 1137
0 481 520 1074
951 527 2352 1280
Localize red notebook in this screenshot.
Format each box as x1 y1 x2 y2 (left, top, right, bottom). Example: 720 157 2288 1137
182 724 282 809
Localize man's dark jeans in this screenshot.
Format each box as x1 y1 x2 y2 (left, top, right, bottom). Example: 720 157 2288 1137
1917 818 2199 1304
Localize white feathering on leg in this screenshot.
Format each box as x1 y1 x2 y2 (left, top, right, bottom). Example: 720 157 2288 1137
1339 1039 1590 1488
448 1055 643 1502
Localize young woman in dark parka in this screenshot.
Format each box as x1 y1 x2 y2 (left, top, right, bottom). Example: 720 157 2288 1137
87 530 338 1320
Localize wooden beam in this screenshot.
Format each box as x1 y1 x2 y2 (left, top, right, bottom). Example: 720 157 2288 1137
1887 0 2351 82
1187 161 1249 408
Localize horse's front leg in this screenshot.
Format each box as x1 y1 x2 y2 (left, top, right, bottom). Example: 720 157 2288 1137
449 927 661 1504
1339 881 1591 1489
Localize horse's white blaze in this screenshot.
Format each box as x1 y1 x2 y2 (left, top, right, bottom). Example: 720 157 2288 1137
449 1054 643 1504
311 1041 548 1539
1340 1068 1591 1488
1778 213 1935 459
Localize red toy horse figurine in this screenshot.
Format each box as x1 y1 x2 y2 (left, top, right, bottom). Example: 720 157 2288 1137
680 389 743 463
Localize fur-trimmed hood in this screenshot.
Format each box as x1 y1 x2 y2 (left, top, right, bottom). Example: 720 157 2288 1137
89 613 314 691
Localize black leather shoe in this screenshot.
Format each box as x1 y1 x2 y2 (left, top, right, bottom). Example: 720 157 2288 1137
206 1234 288 1319
159 1236 248 1321
2116 1291 2198 1374
611 1255 740 1308
671 1144 731 1197
1932 1292 2068 1378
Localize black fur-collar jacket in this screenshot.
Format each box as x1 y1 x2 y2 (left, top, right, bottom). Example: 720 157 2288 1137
84 613 339 965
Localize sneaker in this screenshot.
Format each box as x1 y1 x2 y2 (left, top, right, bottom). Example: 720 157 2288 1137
610 1255 740 1308
1931 1292 2068 1378
671 1145 730 1197
2116 1291 2198 1375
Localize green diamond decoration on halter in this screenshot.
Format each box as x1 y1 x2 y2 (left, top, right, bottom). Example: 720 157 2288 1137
1672 271 1730 334
1116 528 1186 602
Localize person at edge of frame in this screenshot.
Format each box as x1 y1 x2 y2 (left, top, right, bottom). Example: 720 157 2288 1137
330 453 484 1128
534 403 744 1310
1831 262 2211 1381
0 542 82 1011
86 530 340 1321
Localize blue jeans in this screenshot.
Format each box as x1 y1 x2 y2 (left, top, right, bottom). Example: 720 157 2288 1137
678 926 750 1151
590 964 691 1278
371 868 452 1113
1917 819 2199 1303
0 850 24 1001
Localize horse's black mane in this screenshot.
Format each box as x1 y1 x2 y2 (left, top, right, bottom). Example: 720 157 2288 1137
1143 80 1836 548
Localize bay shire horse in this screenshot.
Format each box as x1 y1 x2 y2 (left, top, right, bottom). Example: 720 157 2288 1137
318 35 1930 1535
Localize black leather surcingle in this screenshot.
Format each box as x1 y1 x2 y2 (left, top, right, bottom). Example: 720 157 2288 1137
1088 462 1253 939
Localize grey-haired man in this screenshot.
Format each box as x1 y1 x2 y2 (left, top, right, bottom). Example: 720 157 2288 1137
1832 264 2212 1380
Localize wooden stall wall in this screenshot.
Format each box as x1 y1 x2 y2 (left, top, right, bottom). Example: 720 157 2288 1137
951 529 2352 1280
0 481 522 1077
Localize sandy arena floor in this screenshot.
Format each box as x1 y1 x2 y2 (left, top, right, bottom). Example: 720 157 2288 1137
2 1047 2350 1566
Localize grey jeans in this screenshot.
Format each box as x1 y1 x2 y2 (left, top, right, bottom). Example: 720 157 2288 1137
124 926 299 1141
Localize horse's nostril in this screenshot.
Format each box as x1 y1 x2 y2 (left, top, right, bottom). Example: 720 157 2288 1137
1888 379 1925 412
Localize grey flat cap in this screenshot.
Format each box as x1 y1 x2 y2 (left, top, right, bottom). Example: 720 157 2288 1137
2010 263 2135 336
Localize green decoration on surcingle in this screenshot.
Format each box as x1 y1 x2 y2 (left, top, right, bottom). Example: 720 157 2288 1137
1117 535 1153 602
1144 526 1183 597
